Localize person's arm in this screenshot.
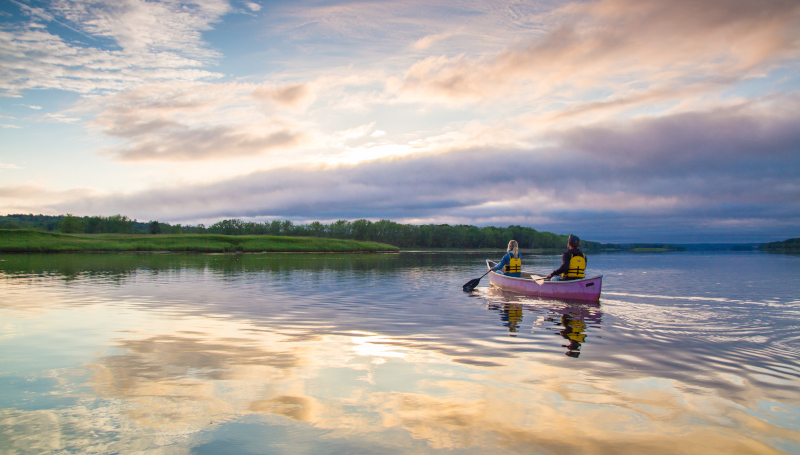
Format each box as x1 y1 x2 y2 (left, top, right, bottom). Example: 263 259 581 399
491 253 510 271
546 252 571 278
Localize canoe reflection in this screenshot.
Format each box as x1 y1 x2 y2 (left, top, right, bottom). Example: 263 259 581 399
483 287 602 358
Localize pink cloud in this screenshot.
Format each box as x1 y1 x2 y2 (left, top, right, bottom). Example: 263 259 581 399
395 0 800 111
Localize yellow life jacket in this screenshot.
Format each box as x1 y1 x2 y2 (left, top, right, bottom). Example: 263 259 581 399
561 315 587 342
504 254 521 274
562 252 586 279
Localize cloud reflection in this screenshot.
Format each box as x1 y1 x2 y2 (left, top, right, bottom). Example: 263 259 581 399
1 255 799 453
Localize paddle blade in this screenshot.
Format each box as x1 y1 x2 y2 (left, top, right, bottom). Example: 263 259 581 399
462 277 481 292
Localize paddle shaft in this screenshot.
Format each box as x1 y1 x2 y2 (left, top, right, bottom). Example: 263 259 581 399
463 269 493 291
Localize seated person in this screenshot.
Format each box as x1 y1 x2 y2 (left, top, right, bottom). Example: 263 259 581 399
546 235 586 281
491 240 522 277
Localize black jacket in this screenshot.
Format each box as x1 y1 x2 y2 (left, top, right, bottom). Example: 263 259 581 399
550 248 586 279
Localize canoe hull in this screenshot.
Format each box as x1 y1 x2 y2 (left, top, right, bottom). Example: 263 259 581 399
486 260 602 301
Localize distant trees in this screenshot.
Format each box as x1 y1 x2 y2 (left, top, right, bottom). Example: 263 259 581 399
148 220 161 234
760 238 800 251
0 214 62 231
201 218 597 250
60 214 82 233
0 213 622 250
82 214 135 234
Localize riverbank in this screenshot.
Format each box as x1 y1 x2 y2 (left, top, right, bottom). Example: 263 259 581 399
0 230 399 253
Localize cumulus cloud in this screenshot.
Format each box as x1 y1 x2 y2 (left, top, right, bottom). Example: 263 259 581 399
52 98 800 242
0 0 231 96
394 0 800 111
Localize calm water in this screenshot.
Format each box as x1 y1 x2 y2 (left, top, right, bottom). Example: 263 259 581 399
0 251 799 454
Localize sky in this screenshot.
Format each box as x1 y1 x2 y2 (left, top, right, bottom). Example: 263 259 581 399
0 0 799 243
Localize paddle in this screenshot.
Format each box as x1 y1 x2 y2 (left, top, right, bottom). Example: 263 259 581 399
463 270 491 292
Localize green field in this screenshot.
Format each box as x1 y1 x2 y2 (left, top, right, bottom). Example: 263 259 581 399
0 230 399 253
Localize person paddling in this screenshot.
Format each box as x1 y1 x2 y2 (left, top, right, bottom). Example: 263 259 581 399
546 235 586 281
490 240 522 278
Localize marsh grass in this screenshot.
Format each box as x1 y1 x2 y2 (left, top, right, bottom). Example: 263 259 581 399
0 230 398 253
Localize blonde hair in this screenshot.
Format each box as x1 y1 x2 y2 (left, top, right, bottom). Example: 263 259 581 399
507 240 519 257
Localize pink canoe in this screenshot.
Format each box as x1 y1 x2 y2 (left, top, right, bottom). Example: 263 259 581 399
486 260 603 301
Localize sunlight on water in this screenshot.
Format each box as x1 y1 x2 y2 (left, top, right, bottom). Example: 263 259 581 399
1 252 799 454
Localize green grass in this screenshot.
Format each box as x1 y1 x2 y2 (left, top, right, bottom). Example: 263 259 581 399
0 230 399 253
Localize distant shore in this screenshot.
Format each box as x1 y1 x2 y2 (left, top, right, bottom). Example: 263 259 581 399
0 230 398 253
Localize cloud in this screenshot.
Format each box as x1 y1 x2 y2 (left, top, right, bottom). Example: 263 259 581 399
252 82 316 110
0 184 98 215
268 0 556 62
51 0 230 59
245 2 261 12
552 98 800 169
332 122 376 143
111 125 306 161
81 81 310 161
0 0 232 96
51 97 800 242
413 31 454 50
0 162 21 169
42 113 81 123
394 0 800 111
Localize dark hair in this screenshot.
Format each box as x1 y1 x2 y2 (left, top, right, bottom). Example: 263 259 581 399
568 234 580 247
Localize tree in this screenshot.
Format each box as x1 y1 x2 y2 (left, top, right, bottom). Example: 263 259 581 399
149 220 161 234
59 214 83 233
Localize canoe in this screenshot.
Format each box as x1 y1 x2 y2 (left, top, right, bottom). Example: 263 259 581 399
486 260 603 301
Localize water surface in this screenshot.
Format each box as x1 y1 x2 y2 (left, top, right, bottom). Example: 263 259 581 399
1 251 799 454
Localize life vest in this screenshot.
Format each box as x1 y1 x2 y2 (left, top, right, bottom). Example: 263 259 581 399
562 315 587 342
561 252 585 279
504 254 521 274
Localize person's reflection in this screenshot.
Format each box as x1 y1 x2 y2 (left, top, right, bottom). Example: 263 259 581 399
500 303 523 335
485 289 602 357
559 312 587 358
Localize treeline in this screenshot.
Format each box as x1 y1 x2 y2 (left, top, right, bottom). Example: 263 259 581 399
0 214 201 235
0 214 64 231
759 237 800 252
202 219 599 250
1 213 690 251
1 214 596 249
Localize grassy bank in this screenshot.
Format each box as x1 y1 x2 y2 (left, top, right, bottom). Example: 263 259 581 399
0 230 399 253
